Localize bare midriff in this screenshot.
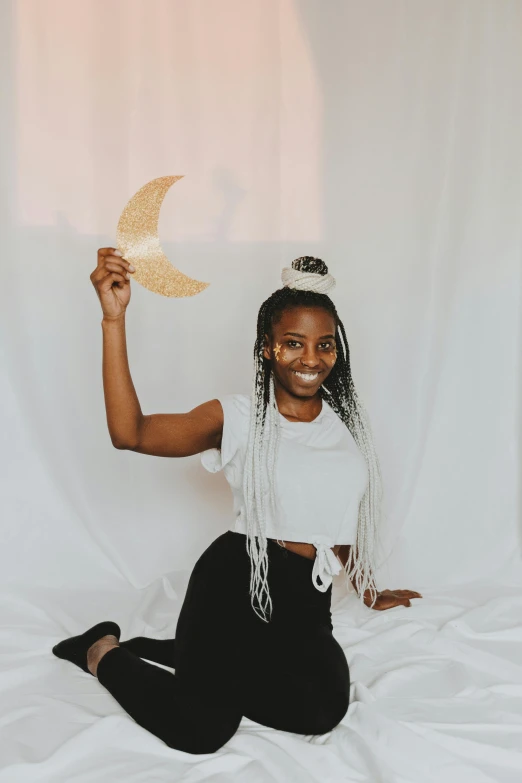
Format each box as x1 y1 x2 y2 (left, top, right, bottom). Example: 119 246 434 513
268 538 343 561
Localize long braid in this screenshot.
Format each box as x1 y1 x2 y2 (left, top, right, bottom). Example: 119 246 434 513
321 319 382 608
243 257 383 620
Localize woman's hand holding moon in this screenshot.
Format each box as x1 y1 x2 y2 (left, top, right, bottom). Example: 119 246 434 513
91 247 135 320
364 588 423 610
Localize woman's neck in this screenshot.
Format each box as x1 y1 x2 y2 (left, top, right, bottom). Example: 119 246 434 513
273 380 323 423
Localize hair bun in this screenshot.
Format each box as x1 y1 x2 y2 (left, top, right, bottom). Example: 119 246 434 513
281 256 336 295
292 256 329 276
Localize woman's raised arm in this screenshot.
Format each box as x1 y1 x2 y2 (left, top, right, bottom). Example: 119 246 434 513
92 247 223 457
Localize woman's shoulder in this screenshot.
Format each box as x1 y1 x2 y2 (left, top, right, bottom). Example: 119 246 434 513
220 391 250 406
218 392 251 421
200 393 250 474
228 392 251 404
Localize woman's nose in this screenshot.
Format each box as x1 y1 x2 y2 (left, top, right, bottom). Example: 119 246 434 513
299 350 320 368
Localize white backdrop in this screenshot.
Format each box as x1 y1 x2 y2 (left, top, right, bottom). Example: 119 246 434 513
2 2 522 782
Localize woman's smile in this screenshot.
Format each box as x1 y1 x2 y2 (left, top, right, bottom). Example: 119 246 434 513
292 369 321 383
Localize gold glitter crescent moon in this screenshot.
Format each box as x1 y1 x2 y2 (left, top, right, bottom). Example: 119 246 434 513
115 175 209 298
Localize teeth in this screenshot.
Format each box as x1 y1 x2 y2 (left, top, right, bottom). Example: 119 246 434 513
293 371 318 381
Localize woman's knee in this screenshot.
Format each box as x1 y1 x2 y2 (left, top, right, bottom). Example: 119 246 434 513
163 710 241 755
308 687 350 735
164 732 230 755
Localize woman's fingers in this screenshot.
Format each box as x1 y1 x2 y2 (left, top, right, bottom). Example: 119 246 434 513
376 596 411 610
92 247 133 319
97 247 119 267
385 589 422 598
91 266 127 283
96 247 135 271
373 589 422 610
104 261 133 279
104 256 134 272
98 270 128 286
91 259 134 282
107 271 128 283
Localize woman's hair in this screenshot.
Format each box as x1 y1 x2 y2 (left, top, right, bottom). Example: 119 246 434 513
243 256 383 621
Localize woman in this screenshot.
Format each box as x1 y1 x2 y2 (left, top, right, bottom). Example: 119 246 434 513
52 249 422 754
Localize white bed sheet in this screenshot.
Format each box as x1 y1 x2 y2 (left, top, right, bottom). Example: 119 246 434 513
1 575 521 783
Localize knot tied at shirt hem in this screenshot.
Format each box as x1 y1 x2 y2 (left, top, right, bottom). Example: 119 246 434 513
311 540 342 592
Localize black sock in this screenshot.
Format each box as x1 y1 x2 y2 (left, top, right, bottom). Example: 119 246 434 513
119 637 176 668
52 621 121 675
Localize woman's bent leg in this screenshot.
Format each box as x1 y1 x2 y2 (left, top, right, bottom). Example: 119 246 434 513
96 645 242 754
243 625 350 736
91 530 351 750
119 637 176 668
94 533 250 753
230 537 351 737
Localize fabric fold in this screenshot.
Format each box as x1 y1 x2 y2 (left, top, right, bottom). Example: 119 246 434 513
311 541 342 592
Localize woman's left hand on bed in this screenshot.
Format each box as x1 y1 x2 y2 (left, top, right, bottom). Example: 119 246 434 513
364 588 423 610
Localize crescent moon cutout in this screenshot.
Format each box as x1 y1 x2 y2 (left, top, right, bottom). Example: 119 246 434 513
116 175 209 298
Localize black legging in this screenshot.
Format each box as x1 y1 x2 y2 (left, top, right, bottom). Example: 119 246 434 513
96 531 350 754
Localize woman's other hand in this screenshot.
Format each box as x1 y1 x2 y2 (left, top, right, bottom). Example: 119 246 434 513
90 247 135 320
364 588 423 610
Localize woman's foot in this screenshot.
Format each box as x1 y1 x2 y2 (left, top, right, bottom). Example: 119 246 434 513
86 635 119 677
52 620 121 676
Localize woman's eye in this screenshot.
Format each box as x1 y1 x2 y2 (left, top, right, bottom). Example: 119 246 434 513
286 340 335 350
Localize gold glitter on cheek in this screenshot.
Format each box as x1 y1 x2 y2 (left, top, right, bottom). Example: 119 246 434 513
325 347 337 366
115 175 209 298
273 342 282 361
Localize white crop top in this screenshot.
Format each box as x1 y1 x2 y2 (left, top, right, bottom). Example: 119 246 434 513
200 394 369 592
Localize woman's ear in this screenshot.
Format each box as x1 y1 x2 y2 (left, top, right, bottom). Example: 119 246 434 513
262 333 271 361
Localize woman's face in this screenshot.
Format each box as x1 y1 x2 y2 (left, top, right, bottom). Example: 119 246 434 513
263 305 338 397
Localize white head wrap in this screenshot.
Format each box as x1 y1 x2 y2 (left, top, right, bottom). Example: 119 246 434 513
281 266 336 295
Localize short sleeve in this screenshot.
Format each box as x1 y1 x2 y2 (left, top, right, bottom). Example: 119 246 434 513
200 394 250 473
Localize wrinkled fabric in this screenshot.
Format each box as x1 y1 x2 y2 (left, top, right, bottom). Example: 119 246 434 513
311 540 343 592
3 577 522 782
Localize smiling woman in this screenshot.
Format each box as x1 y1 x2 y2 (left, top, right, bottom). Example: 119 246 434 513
52 250 422 755
233 257 387 618
271 326 337 386
266 316 337 403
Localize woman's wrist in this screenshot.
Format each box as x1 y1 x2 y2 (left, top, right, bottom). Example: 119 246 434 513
101 312 126 326
363 586 380 604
